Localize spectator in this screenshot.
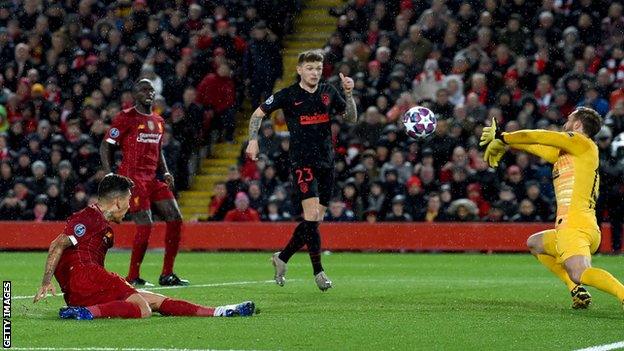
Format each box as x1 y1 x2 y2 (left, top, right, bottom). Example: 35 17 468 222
208 182 231 221
243 21 283 108
196 62 236 143
0 189 23 219
511 199 543 222
325 198 355 222
447 199 479 222
262 196 291 222
224 192 260 222
384 195 412 222
414 192 448 222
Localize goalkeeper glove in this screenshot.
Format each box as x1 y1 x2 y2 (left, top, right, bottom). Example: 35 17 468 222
479 117 504 147
483 139 506 168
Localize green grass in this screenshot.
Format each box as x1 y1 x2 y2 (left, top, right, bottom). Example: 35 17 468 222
3 251 624 350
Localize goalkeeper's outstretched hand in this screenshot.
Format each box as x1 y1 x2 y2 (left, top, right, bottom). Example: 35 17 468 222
479 117 503 147
483 139 506 168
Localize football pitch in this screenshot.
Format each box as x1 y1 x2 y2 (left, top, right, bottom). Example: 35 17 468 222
3 251 624 350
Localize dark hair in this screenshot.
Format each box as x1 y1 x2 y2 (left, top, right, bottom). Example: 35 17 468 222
297 50 324 65
98 174 134 200
574 107 602 138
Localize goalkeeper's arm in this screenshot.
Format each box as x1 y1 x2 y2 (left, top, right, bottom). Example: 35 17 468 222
508 144 560 164
501 130 591 156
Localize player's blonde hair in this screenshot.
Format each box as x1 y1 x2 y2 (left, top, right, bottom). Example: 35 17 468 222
297 50 324 65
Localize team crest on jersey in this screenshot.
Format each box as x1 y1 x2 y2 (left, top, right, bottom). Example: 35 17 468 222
110 128 120 138
299 182 309 194
147 120 155 131
265 95 274 105
74 223 86 237
321 93 330 106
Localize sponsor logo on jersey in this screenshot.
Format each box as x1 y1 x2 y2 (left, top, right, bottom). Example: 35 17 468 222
299 113 330 125
299 182 309 193
74 224 86 237
136 133 162 143
265 95 274 105
109 128 120 138
321 93 330 106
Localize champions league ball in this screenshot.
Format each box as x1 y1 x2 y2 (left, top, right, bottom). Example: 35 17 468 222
402 106 437 139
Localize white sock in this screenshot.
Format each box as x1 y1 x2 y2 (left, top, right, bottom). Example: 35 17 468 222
213 304 237 317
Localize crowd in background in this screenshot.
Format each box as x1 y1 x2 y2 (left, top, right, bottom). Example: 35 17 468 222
0 0 622 249
0 0 297 221
216 0 624 243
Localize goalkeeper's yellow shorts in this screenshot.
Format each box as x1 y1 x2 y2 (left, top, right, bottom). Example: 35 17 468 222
541 228 601 264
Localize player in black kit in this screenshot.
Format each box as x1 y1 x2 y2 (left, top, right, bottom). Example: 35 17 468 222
246 50 357 291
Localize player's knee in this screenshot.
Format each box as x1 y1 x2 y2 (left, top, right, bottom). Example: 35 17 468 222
137 301 152 318
567 269 583 285
526 234 541 253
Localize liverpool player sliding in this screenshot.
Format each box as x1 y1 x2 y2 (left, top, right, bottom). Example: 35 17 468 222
100 79 187 287
33 174 255 319
246 50 357 291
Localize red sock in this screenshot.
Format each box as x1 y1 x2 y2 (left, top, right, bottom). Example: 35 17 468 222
158 298 214 317
87 301 142 319
162 220 182 276
127 224 152 281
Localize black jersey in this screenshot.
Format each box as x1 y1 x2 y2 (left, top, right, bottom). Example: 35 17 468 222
260 82 346 167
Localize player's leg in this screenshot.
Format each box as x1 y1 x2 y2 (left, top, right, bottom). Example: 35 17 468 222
310 167 334 291
153 184 188 286
272 166 320 286
60 268 150 320
139 290 255 317
127 206 154 286
313 203 332 291
562 230 624 303
527 230 577 291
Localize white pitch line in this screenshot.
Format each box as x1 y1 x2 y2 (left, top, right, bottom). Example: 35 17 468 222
11 348 264 351
13 279 282 300
574 341 624 351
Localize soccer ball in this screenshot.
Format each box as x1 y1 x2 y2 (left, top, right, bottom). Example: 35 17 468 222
402 106 437 139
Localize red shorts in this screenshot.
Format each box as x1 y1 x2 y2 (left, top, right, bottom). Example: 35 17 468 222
64 265 137 306
129 178 175 213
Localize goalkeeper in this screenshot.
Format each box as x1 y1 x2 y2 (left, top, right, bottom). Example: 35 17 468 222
481 107 624 309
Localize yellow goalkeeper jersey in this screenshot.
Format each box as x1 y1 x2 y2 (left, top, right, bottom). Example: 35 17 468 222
502 130 599 231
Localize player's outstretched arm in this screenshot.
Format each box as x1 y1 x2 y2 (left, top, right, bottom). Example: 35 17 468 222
340 73 357 123
502 130 590 156
33 234 72 303
509 144 560 164
100 141 116 174
245 107 266 161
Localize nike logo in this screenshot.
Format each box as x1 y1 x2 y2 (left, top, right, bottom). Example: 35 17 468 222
294 101 303 106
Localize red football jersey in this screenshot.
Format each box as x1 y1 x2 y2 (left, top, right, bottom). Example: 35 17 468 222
54 205 113 291
105 106 165 180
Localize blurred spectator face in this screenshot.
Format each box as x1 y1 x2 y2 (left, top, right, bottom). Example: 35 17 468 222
375 47 391 63
32 164 45 178
1 162 11 178
420 166 435 183
488 207 505 221
499 189 515 201
436 89 449 104
329 200 345 217
391 151 405 166
451 146 467 165
435 119 448 136
183 88 196 106
217 63 232 78
408 25 421 42
14 182 28 196
15 43 29 61
385 171 397 183
507 166 522 183
376 145 388 161
427 195 441 212
18 154 30 168
59 167 71 179
376 95 388 111
364 107 381 124
235 193 250 211
263 165 275 179
479 12 493 27
249 183 261 198
47 184 59 198
280 138 290 151
392 202 404 215
343 184 356 199
214 183 226 198
516 153 530 169
370 182 383 196
526 184 540 200
519 199 535 216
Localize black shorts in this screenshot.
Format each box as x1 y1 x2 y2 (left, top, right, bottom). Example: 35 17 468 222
291 166 334 206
